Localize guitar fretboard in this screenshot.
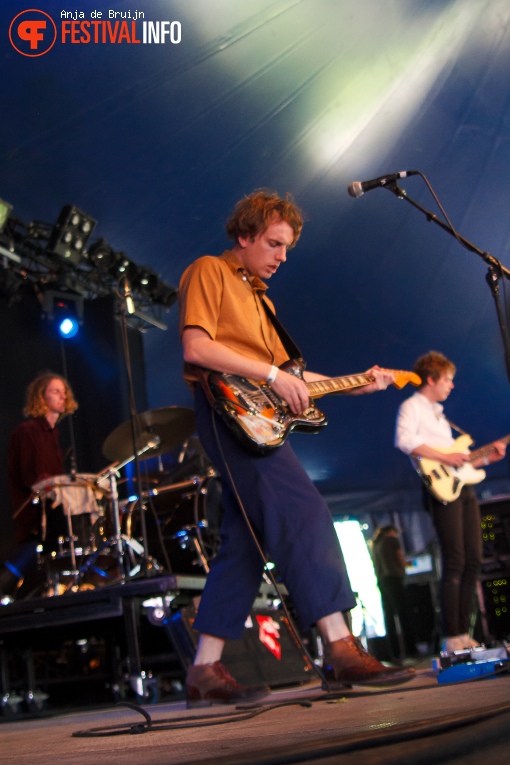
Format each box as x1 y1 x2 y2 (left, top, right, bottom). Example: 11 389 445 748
305 374 374 398
470 434 510 463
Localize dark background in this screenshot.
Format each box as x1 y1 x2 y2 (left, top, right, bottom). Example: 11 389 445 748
2 0 510 554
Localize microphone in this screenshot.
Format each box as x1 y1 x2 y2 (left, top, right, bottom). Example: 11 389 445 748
347 170 419 198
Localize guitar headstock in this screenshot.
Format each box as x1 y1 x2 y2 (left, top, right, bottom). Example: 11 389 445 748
391 371 422 390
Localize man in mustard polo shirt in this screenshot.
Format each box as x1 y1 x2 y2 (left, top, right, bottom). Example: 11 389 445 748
179 190 415 706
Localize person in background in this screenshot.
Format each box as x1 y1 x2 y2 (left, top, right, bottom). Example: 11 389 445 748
0 372 78 601
395 351 506 654
370 525 416 661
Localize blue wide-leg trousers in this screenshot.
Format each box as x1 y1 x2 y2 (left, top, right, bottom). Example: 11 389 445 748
192 386 355 640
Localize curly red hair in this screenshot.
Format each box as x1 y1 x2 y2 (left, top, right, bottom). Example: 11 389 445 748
23 372 78 419
226 190 304 248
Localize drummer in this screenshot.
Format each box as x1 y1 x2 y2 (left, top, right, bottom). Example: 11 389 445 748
0 372 78 600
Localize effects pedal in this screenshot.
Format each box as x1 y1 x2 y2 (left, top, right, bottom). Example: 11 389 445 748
433 643 510 684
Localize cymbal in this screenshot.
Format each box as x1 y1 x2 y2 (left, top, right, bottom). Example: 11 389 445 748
102 406 195 463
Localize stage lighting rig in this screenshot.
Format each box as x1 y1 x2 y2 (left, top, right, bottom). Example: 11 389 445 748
0 200 179 330
47 205 96 265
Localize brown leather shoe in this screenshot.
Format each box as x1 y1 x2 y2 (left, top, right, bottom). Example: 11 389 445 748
186 662 270 708
322 634 416 689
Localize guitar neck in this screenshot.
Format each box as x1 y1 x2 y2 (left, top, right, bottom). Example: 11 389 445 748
305 373 374 398
469 434 510 463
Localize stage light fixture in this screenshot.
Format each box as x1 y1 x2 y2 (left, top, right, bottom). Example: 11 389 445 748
48 205 96 265
58 315 80 338
0 198 13 233
136 268 159 294
151 282 178 308
41 288 84 338
88 238 117 270
115 255 139 281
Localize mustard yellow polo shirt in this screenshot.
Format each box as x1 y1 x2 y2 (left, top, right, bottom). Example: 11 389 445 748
179 249 289 385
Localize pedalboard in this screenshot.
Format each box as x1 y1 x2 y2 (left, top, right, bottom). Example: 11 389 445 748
434 643 510 684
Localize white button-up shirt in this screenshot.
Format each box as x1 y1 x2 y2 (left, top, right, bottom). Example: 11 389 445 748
395 391 454 456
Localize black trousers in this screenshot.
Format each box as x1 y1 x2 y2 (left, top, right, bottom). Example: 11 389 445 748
424 486 482 637
378 576 416 659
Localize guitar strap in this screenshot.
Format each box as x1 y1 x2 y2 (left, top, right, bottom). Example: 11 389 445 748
194 296 303 408
261 297 303 362
445 418 470 437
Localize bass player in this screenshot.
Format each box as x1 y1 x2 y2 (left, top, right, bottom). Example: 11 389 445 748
395 350 506 655
178 189 415 707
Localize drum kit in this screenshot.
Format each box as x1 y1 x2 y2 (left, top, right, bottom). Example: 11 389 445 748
30 407 221 596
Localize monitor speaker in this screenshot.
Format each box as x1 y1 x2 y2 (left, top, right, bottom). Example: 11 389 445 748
168 603 314 688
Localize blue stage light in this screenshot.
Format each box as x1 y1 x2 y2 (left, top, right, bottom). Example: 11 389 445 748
58 315 79 338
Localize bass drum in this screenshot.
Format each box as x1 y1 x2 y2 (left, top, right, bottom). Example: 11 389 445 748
122 473 223 576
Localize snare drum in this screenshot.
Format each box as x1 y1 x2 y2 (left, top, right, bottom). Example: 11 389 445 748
32 473 104 555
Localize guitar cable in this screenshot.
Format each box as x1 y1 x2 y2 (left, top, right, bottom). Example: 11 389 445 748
209 408 327 686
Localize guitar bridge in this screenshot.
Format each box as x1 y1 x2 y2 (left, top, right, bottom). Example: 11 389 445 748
302 405 322 421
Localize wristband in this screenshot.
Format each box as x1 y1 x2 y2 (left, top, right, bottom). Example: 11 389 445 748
266 365 278 384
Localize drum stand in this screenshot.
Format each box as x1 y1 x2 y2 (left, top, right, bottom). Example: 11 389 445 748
62 502 79 590
102 466 127 581
97 437 163 582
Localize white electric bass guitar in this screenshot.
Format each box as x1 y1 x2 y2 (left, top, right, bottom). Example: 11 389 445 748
413 433 510 503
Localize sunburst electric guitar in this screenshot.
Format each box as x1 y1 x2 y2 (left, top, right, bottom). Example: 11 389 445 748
413 433 510 503
205 360 421 454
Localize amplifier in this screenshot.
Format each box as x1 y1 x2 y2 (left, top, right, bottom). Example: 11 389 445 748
479 575 510 640
479 496 510 574
168 604 314 688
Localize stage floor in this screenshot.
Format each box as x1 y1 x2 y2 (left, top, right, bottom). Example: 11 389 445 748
3 662 510 765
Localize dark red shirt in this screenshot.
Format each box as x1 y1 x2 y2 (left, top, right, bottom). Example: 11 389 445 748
7 417 64 542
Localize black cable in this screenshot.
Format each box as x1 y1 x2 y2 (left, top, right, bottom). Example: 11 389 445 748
71 686 510 746
210 409 326 685
72 699 312 737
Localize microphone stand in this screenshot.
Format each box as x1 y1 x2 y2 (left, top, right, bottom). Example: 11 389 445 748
60 339 80 587
384 181 510 383
117 278 151 579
